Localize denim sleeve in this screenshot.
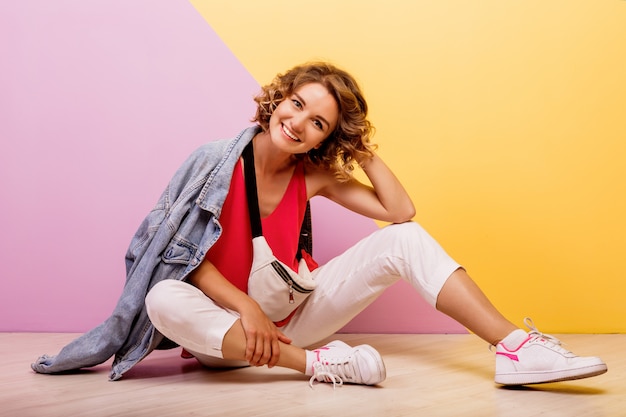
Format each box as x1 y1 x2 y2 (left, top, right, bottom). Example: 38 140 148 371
31 134 244 378
31 147 212 376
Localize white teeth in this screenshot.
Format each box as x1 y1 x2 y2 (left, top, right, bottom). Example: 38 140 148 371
282 125 300 141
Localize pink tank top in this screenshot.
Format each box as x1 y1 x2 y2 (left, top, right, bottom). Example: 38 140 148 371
206 158 316 296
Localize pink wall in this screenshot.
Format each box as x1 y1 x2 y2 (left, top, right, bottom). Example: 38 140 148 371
0 0 464 334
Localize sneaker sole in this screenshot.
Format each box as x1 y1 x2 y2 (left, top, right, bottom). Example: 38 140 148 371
495 363 608 385
355 344 387 385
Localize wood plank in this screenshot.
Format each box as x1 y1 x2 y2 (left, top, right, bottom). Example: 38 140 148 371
1 333 622 417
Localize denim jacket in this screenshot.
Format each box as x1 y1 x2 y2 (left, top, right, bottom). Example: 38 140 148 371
32 126 259 380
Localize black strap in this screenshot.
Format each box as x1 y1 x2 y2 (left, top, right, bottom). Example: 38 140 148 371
242 140 312 256
242 141 263 238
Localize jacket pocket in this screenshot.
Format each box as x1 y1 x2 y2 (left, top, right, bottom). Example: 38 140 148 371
161 236 198 265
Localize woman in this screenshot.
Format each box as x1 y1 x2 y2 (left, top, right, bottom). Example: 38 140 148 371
33 62 607 387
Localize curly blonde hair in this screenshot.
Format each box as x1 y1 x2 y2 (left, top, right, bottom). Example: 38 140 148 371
252 62 376 180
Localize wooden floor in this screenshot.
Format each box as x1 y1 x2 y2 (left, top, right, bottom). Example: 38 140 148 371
1 333 623 417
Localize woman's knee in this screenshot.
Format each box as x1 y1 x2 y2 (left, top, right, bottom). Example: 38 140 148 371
145 279 183 322
387 221 419 234
379 221 427 246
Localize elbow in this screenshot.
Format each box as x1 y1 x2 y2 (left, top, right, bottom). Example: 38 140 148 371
401 209 417 224
390 203 416 224
406 206 417 221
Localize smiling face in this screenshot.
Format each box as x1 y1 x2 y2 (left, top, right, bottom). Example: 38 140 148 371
252 62 375 180
268 82 339 154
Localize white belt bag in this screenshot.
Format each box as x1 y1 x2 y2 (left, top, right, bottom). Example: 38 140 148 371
242 141 316 322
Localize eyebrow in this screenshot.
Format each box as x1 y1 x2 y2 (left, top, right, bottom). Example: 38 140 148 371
293 92 332 129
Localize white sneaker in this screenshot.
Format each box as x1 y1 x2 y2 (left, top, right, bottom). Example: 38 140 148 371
308 340 386 388
494 318 608 385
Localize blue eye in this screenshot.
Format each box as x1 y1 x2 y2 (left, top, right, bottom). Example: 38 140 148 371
313 120 323 129
292 99 302 108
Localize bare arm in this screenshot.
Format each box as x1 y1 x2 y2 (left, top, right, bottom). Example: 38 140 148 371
313 153 416 223
187 260 291 367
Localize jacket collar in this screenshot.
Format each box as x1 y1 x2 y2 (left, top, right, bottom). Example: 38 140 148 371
196 125 260 214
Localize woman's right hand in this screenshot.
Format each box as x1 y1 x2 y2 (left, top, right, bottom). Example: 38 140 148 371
239 301 292 368
188 259 292 367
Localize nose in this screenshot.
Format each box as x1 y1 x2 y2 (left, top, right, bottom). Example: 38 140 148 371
290 113 306 133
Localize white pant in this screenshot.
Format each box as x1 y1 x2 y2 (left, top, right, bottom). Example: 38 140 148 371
145 222 460 366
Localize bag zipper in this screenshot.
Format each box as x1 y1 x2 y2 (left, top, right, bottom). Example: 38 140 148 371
270 261 313 304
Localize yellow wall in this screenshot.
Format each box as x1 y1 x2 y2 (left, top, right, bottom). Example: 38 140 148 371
191 0 626 332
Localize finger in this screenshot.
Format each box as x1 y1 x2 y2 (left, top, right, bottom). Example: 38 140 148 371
268 338 281 368
277 331 292 345
255 336 271 367
244 330 256 363
250 334 265 366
